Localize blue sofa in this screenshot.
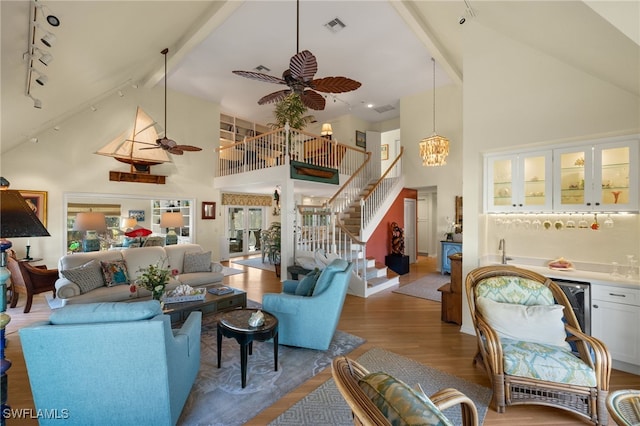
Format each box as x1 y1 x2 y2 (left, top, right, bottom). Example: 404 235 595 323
19 301 201 425
262 258 353 350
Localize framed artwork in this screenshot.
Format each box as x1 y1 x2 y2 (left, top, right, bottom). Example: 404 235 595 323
381 144 389 160
129 210 145 221
202 201 216 219
18 190 48 227
355 130 366 148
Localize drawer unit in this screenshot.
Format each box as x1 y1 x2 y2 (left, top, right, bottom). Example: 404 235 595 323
592 285 639 306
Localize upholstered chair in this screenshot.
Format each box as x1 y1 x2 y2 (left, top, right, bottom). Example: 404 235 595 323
332 356 479 426
262 258 352 350
6 251 57 313
466 265 611 425
20 301 201 426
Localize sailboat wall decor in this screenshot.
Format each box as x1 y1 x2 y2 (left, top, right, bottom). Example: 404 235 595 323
95 107 170 184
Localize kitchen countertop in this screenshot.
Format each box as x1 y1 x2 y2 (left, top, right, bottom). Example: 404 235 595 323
480 256 640 289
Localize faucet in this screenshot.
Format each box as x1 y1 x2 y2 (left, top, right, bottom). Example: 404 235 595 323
498 239 512 264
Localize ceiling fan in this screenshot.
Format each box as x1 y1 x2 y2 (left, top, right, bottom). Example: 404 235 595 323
232 0 361 111
140 48 202 155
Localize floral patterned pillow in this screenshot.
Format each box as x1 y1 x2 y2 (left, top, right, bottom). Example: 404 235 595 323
100 260 130 287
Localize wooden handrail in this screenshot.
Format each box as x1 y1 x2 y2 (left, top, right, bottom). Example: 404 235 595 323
362 146 404 202
326 151 372 206
216 128 285 152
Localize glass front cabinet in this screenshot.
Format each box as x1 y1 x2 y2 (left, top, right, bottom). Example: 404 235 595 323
485 150 552 213
554 140 638 212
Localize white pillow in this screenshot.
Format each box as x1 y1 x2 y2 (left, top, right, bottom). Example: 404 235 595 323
476 296 571 350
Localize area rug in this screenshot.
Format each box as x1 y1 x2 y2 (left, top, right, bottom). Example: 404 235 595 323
392 273 450 302
178 307 365 425
221 266 245 276
269 347 492 426
232 256 275 272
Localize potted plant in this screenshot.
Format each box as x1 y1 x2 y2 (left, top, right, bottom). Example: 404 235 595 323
263 222 282 277
267 93 314 131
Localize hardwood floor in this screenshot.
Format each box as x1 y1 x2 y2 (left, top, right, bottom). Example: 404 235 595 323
5 256 640 425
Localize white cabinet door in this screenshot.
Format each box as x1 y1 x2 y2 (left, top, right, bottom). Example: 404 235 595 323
591 299 640 365
485 150 551 213
554 139 638 212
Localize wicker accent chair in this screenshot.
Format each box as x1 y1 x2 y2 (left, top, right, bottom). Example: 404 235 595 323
466 265 611 425
606 389 640 425
332 356 479 426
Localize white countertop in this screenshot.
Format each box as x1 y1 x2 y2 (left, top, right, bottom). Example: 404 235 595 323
480 256 640 289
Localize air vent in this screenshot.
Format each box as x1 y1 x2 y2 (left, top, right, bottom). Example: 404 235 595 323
324 17 346 33
254 65 271 72
373 104 395 114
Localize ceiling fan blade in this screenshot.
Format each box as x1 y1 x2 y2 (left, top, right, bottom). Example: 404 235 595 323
289 50 317 82
233 70 286 85
175 145 202 152
300 90 326 110
311 76 362 93
167 148 184 155
258 89 292 105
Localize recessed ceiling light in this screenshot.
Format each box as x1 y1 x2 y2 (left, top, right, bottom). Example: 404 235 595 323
367 103 374 108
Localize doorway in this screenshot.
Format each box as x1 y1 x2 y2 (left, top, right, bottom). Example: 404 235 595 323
227 206 265 257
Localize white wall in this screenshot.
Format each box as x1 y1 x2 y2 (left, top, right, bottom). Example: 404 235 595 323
460 19 640 332
1 86 223 266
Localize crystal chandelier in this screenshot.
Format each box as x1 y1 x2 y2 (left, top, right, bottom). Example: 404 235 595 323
419 58 449 166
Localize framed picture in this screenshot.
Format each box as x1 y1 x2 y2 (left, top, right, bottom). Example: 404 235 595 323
18 190 47 227
355 130 366 149
381 144 389 160
129 210 145 221
202 201 216 219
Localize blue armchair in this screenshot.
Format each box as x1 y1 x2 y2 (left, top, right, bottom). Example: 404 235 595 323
19 301 201 426
262 258 353 350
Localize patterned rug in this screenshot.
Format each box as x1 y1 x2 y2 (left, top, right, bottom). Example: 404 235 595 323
392 273 450 302
232 256 275 272
221 266 245 276
269 347 492 426
177 302 365 426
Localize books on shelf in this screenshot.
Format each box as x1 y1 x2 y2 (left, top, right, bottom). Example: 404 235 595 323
208 286 234 296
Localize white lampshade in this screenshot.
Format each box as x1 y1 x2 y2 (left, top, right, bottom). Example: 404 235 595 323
74 212 107 232
321 123 333 136
121 217 137 230
160 212 184 228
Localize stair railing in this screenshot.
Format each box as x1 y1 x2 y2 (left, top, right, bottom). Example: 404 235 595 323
326 151 372 215
361 146 404 229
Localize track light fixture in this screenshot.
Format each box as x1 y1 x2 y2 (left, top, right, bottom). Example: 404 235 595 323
29 67 48 86
34 2 61 27
40 31 56 47
27 45 53 66
27 94 42 109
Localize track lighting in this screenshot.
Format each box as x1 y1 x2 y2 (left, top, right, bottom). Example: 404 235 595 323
27 94 42 109
40 32 56 48
38 51 53 66
35 2 61 27
30 67 48 86
27 46 53 66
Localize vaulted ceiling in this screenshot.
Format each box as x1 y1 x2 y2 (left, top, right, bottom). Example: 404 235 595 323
1 1 637 155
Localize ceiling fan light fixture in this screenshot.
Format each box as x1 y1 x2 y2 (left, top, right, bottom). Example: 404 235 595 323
419 57 449 167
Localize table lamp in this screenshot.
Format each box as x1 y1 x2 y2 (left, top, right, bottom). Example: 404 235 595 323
1 178 50 424
160 212 183 245
122 216 137 231
74 211 107 252
321 123 333 139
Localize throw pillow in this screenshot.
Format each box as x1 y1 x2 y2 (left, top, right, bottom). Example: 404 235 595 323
183 251 212 273
100 260 130 287
60 260 105 294
476 296 571 350
358 372 453 426
295 268 321 296
50 300 162 325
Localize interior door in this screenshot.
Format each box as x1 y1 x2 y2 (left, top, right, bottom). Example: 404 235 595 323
404 198 416 263
227 206 265 257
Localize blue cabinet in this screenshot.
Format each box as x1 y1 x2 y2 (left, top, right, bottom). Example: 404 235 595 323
440 241 462 275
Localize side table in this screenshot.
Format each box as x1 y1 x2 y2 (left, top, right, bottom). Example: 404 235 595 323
217 308 278 388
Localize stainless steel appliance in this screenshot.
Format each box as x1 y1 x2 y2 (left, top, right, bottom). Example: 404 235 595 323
552 278 591 335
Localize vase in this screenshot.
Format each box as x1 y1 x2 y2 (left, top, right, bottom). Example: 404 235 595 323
152 288 165 301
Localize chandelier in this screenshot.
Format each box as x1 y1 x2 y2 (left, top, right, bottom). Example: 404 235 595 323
419 58 449 166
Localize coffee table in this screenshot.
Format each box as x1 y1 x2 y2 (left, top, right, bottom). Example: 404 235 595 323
217 308 278 388
162 286 246 325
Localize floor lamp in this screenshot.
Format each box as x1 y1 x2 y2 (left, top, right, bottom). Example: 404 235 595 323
1 181 50 425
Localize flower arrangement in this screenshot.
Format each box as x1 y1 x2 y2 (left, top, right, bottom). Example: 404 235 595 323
135 260 177 301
